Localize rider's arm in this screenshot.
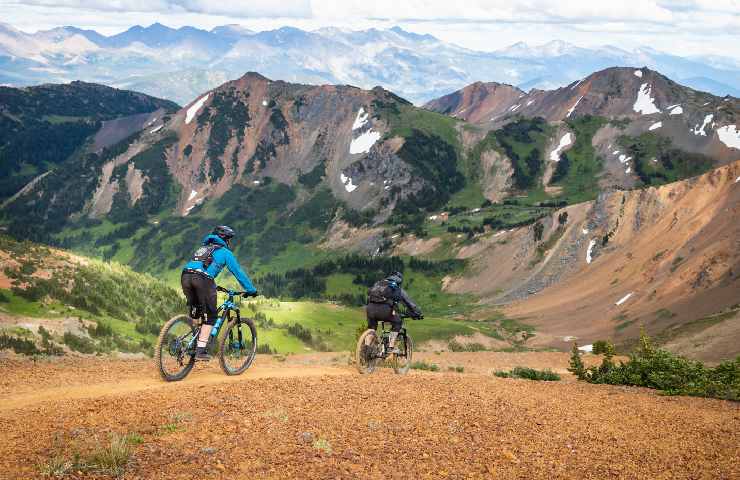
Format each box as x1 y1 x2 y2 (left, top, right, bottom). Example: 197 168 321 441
398 288 422 317
223 250 257 294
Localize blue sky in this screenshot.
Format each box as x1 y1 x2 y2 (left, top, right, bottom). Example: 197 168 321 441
2 0 739 59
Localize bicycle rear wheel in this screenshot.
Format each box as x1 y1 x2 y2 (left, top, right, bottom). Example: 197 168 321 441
219 318 257 375
392 333 413 375
155 315 196 382
356 329 381 374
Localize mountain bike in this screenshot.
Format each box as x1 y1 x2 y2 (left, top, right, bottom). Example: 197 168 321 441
155 286 258 382
355 311 417 375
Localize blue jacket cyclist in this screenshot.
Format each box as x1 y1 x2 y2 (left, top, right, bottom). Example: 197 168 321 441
181 225 257 360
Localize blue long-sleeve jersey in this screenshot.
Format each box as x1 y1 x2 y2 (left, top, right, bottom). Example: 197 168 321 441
183 234 257 293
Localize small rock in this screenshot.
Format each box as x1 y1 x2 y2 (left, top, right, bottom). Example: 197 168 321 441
202 447 217 455
299 432 314 444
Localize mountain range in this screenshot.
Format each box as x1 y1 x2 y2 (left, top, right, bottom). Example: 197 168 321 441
1 62 738 359
2 22 740 106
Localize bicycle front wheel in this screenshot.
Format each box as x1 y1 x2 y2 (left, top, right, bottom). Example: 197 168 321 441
356 329 381 374
392 333 413 375
219 318 257 375
155 315 196 382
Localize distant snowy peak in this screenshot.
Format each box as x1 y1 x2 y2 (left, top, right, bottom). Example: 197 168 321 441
497 40 583 58
2 22 740 105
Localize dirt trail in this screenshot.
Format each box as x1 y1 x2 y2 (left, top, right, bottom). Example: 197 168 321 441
1 354 737 479
0 362 349 412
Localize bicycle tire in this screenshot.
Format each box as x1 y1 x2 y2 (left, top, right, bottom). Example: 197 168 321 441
356 329 380 374
218 318 257 376
392 334 413 375
155 314 196 382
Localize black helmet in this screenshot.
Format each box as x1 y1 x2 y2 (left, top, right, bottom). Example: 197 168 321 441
213 225 235 243
387 271 403 285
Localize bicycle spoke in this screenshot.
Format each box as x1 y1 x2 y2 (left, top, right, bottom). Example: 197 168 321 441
158 317 196 380
219 320 256 375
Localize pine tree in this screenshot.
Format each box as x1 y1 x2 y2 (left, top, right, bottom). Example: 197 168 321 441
568 342 585 378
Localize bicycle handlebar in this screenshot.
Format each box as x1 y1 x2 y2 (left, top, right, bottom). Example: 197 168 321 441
217 286 258 297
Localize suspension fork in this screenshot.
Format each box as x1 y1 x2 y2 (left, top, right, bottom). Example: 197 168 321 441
235 310 243 347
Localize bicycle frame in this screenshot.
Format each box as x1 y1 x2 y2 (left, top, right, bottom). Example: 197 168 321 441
376 320 409 358
185 289 244 351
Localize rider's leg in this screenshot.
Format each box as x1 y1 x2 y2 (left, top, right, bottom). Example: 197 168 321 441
192 275 218 358
387 313 402 349
365 303 385 345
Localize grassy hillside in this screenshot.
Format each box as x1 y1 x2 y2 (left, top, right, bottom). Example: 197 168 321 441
550 115 608 203
0 235 182 356
616 132 715 186
1 235 535 356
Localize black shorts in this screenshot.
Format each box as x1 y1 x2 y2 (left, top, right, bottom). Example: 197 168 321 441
366 302 402 332
181 272 218 323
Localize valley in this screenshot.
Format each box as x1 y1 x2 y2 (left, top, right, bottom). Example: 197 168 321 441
0 65 738 371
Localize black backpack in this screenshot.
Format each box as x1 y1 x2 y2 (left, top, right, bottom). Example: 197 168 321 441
191 243 221 269
367 279 396 305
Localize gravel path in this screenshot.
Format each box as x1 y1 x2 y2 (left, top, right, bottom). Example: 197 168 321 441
0 355 737 479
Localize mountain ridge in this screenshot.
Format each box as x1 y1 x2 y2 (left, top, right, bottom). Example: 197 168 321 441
2 22 740 105
1 66 738 361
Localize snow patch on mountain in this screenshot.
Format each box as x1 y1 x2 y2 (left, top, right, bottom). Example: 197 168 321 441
716 125 740 149
633 83 660 114
634 69 643 78
550 133 573 162
566 96 583 118
649 121 662 131
149 125 163 134
616 292 634 306
185 93 209 124
340 173 358 193
586 239 596 264
692 114 714 136
349 129 380 154
669 105 683 115
352 107 368 130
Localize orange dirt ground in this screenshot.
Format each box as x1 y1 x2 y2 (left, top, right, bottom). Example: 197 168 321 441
0 353 737 479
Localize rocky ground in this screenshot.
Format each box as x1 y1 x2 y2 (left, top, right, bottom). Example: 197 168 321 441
0 352 737 479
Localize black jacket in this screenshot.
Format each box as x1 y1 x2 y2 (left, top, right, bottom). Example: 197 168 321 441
369 275 421 317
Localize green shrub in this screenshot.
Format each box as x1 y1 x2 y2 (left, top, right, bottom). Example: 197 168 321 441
568 343 585 377
256 344 275 354
89 321 114 338
448 339 487 352
62 332 96 354
410 361 440 372
494 366 561 381
571 331 740 400
0 334 41 355
591 340 616 356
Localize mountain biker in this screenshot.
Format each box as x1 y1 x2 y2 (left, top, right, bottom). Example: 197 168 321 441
181 225 257 360
366 271 422 353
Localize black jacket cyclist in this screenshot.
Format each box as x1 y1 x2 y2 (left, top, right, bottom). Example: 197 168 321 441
366 272 422 353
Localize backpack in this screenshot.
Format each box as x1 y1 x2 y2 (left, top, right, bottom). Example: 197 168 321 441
367 279 396 305
190 243 221 269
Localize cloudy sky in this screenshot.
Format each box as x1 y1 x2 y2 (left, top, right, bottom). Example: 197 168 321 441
2 0 740 59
